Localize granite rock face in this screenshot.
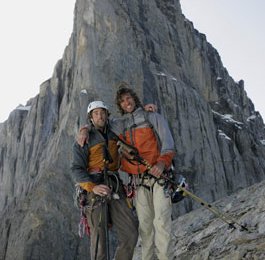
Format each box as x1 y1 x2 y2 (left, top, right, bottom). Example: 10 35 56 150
0 0 265 259
172 180 265 260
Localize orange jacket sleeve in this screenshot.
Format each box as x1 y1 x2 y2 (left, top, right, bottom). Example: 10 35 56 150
79 182 96 192
157 151 175 169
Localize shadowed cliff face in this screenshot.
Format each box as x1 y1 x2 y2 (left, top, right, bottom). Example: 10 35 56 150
0 0 265 259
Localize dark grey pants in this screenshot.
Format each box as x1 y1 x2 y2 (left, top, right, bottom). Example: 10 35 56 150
86 196 138 260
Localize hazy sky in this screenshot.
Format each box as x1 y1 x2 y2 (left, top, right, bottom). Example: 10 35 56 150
0 0 264 122
0 1 76 122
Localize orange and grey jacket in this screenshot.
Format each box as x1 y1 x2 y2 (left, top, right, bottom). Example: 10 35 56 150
111 108 175 175
71 126 119 192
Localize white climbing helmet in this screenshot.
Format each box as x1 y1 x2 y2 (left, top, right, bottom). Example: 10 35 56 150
87 101 109 114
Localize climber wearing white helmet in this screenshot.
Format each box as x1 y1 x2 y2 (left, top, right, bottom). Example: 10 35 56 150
71 100 138 260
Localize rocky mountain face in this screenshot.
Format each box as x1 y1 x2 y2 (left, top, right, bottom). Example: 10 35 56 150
173 180 265 260
133 180 265 260
0 0 265 259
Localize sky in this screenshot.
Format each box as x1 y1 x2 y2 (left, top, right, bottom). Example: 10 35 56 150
0 1 264 122
0 1 76 123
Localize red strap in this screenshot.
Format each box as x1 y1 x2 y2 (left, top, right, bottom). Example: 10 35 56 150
78 209 90 238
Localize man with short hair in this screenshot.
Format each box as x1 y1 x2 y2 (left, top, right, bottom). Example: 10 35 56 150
115 82 176 260
71 101 138 260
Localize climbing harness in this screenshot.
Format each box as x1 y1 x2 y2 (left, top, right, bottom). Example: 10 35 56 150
74 170 122 240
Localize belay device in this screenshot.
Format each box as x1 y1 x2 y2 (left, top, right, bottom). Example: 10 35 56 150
117 140 249 232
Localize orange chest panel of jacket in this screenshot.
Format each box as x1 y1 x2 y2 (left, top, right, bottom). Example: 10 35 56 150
87 139 119 172
120 127 160 174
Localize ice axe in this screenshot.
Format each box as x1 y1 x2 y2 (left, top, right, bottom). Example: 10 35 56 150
117 140 249 232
